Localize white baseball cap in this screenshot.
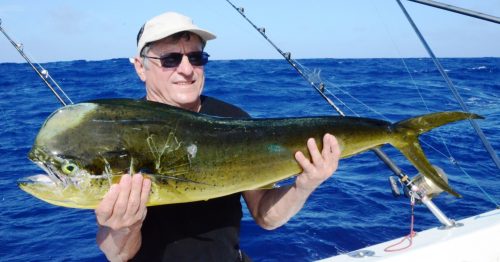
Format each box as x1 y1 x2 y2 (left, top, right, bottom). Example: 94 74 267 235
136 12 216 55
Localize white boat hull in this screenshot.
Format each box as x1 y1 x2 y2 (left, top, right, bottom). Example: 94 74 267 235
318 209 500 262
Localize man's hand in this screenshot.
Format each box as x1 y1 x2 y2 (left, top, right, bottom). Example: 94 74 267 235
95 173 151 262
294 133 340 192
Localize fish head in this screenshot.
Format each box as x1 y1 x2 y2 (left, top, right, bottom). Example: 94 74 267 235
19 103 113 209
19 146 106 209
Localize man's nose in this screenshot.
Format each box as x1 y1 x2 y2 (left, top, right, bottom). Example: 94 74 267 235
176 54 194 75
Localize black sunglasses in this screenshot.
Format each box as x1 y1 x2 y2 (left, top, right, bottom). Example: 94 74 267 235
142 51 210 68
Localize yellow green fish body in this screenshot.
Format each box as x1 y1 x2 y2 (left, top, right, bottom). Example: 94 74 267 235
19 99 481 209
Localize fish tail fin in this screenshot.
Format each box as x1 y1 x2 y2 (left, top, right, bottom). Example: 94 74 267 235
391 111 483 197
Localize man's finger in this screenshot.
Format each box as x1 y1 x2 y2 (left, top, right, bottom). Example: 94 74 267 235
113 174 132 217
307 138 322 164
126 173 144 216
95 184 120 223
322 134 337 160
295 150 313 172
140 178 152 207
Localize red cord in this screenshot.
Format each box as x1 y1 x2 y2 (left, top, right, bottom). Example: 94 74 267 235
384 200 417 252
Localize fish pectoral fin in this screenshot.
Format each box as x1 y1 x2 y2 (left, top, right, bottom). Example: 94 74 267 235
258 183 277 190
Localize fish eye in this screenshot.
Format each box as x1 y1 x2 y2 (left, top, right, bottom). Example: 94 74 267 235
62 163 78 175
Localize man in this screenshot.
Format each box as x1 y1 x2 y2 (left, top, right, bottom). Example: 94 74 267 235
95 12 341 261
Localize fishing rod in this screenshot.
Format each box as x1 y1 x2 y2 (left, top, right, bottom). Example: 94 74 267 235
223 1 343 115
396 0 500 170
0 19 72 106
225 0 459 227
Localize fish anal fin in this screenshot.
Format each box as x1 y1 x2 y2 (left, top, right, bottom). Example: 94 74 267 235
145 172 213 186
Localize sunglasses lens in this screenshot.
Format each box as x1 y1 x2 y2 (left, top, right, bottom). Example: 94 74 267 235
157 52 209 68
187 52 209 66
159 53 183 68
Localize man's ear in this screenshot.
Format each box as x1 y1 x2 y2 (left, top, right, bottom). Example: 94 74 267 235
133 57 146 81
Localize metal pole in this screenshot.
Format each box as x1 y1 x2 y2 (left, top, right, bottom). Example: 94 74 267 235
407 0 500 24
397 0 500 170
0 19 69 106
421 198 455 228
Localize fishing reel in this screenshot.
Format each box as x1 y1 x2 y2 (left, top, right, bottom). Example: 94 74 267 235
389 165 449 203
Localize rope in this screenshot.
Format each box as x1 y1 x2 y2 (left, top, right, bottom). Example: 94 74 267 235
455 161 500 208
294 60 389 120
384 196 417 252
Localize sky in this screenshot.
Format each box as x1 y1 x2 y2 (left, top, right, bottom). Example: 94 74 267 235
0 0 499 63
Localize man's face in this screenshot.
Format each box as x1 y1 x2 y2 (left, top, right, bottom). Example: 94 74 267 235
136 35 205 111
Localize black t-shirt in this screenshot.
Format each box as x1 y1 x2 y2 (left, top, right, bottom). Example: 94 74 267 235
132 95 250 262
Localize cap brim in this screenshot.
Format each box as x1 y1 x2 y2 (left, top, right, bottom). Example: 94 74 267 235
137 27 215 55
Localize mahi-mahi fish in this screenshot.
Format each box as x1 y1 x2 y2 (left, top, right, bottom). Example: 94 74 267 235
18 99 482 209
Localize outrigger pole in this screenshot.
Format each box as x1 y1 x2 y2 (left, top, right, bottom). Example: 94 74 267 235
407 0 500 24
224 0 456 227
397 0 500 170
0 19 72 106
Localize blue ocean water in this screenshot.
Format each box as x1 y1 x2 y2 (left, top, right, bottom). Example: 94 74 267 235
0 57 498 261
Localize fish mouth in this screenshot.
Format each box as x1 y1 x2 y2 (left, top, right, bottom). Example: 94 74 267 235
30 160 70 188
19 160 102 209
17 173 102 209
17 173 57 187
27 147 71 187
